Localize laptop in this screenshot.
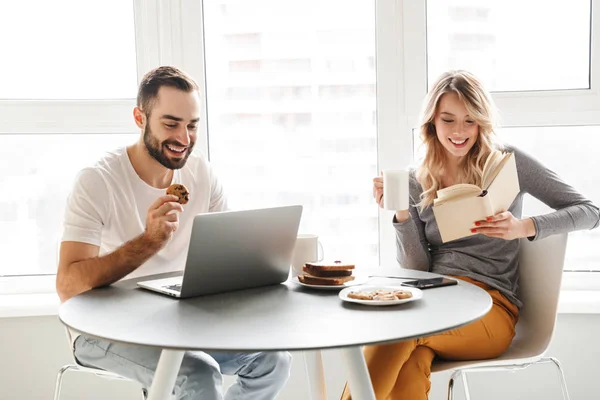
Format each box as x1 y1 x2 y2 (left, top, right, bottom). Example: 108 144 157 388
137 205 303 298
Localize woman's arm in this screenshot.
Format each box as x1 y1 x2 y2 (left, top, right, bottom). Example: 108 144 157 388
515 147 600 241
393 173 431 271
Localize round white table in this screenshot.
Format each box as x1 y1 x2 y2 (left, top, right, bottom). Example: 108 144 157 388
59 268 492 400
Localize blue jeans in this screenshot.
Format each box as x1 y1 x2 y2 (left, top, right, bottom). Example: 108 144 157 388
74 335 292 400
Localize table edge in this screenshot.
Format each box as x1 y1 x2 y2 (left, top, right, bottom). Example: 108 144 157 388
60 294 493 352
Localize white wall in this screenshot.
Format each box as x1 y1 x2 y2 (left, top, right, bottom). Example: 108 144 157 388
0 313 597 400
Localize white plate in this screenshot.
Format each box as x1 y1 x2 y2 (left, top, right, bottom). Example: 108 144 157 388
339 285 423 306
291 275 369 290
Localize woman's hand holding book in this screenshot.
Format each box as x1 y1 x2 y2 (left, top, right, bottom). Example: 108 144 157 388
471 211 536 240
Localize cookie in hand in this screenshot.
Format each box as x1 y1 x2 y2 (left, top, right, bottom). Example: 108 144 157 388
166 184 190 205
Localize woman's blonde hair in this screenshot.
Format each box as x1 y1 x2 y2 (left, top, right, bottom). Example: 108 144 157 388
416 70 503 210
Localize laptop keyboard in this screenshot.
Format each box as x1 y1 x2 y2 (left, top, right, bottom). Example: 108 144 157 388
163 284 182 292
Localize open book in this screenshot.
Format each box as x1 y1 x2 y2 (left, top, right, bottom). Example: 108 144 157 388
432 151 520 243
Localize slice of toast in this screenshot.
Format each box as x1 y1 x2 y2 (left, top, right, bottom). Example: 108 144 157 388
303 265 353 277
298 274 355 286
304 260 355 271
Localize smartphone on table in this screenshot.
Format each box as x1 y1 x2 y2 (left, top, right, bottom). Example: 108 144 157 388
401 277 458 290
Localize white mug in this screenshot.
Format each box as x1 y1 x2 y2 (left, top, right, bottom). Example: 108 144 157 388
291 234 324 276
383 169 409 210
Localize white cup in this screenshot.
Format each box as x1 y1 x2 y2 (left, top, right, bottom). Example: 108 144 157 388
291 234 324 276
383 169 409 210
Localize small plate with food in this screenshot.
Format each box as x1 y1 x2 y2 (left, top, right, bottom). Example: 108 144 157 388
339 285 423 306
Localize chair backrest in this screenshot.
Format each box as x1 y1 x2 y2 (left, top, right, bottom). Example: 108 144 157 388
512 233 568 357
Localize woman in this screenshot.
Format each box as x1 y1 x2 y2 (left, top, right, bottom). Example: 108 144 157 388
342 70 600 399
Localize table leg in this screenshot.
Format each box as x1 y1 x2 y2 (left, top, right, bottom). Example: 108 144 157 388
339 347 376 400
303 350 327 400
147 349 185 400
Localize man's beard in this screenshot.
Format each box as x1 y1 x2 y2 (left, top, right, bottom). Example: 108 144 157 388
143 124 194 170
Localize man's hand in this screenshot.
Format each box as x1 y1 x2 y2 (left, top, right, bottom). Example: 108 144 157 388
472 211 536 240
143 195 184 250
56 194 184 302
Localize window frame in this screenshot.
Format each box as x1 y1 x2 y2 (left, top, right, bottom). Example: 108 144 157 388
0 0 209 289
1 0 598 292
377 0 600 290
0 0 153 135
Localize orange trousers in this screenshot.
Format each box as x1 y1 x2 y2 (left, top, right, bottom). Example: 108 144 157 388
341 276 519 400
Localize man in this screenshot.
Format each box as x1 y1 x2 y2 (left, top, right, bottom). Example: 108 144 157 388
56 66 292 399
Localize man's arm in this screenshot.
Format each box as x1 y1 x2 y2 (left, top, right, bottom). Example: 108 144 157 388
56 235 161 302
56 194 183 302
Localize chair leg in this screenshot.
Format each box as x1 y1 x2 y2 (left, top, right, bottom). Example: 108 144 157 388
461 370 472 400
445 358 571 400
55 364 147 400
447 369 472 400
53 365 76 400
447 369 462 400
546 357 571 400
447 376 454 400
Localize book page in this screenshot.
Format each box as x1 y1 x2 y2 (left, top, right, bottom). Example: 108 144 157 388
434 184 482 206
482 150 501 178
433 195 494 243
431 152 520 243
486 152 520 214
434 150 506 206
481 153 512 190
482 150 506 188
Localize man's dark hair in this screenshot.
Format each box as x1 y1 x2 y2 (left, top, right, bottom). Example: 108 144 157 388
137 66 199 115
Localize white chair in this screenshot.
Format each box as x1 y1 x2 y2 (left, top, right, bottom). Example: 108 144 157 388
53 328 146 400
54 241 146 400
431 233 570 400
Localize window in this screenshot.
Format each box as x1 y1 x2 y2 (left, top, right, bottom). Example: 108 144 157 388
2 0 597 291
427 0 591 91
203 0 379 266
0 0 140 279
0 134 137 276
0 0 137 99
497 126 600 271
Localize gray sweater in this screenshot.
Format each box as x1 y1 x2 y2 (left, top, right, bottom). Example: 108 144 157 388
394 146 600 308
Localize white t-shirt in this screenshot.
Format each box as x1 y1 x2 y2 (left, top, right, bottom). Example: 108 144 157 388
61 147 228 281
